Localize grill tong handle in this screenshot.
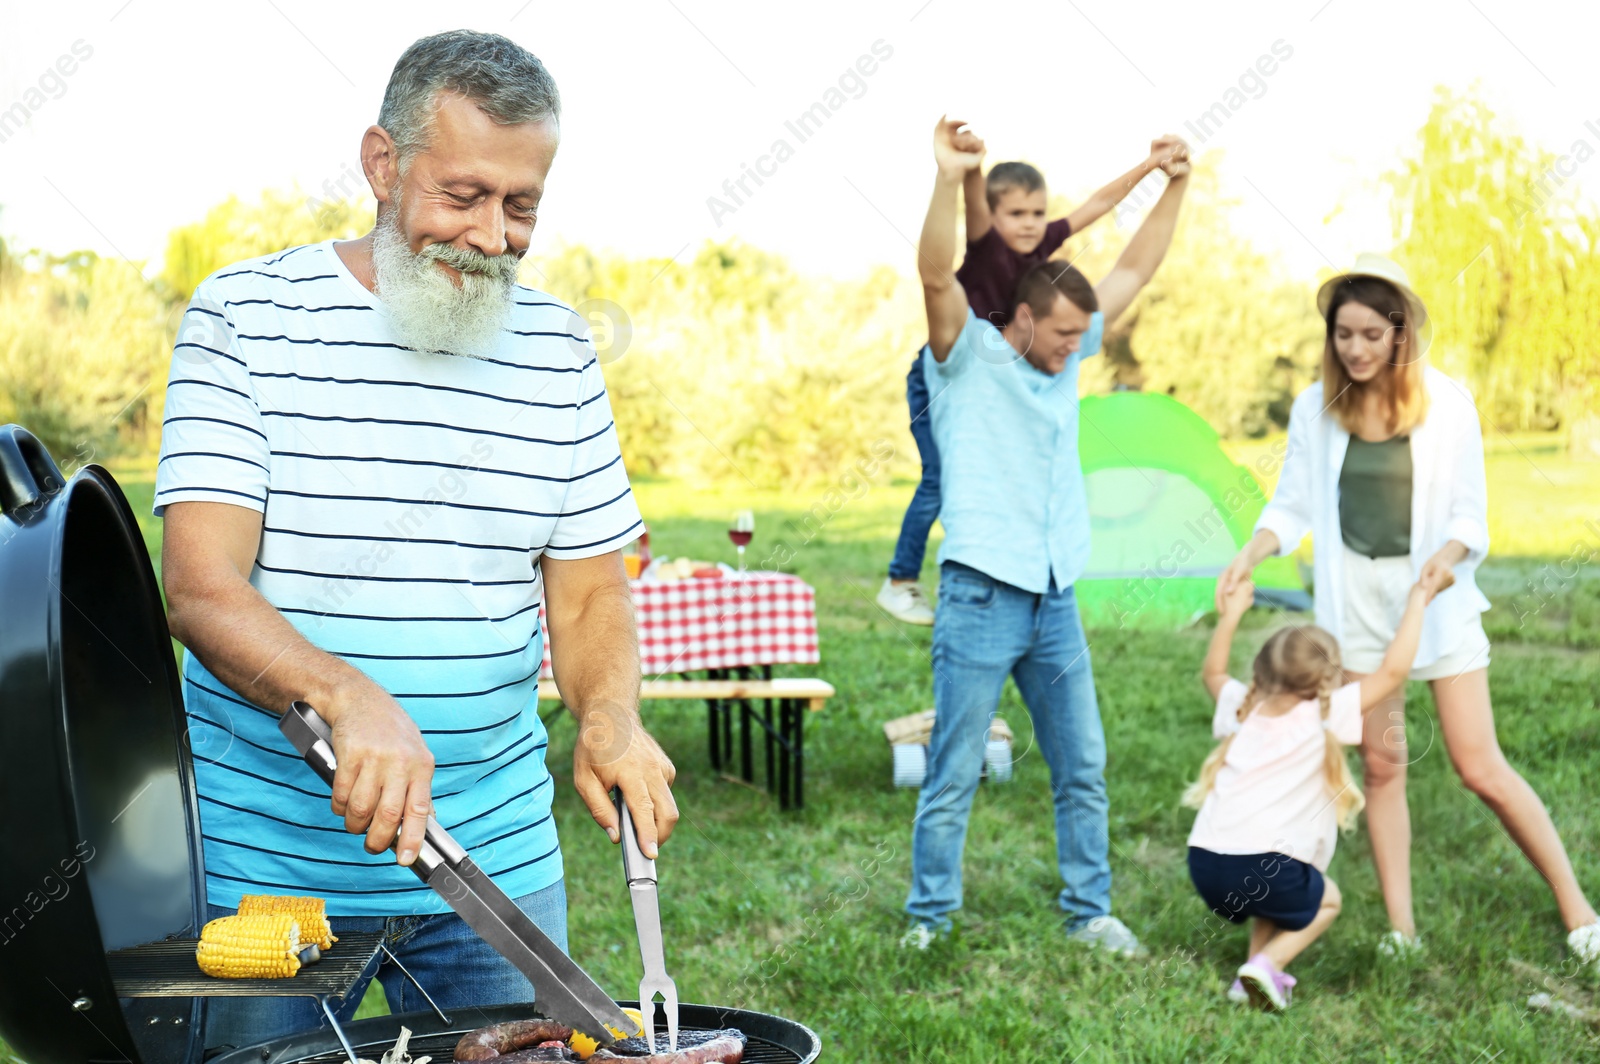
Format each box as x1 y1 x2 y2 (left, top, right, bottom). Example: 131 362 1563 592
280 701 466 880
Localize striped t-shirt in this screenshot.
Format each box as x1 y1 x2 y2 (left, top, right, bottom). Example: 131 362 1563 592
154 240 642 915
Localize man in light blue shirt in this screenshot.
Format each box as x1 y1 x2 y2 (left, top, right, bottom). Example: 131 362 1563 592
903 117 1190 955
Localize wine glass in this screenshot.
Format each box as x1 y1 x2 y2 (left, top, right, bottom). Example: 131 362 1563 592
729 510 755 574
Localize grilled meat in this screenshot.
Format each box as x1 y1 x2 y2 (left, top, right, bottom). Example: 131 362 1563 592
454 1020 574 1059
590 1029 746 1062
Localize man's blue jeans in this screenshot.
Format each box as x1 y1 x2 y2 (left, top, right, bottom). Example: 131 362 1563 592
201 879 568 1053
906 563 1111 930
888 350 941 581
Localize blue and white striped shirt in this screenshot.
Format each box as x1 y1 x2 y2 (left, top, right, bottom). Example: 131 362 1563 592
154 240 642 915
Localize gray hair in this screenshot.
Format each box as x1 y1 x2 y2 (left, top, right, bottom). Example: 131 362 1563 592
377 30 561 170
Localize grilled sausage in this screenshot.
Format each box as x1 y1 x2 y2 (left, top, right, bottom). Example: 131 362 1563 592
453 1019 574 1059
589 1028 746 1063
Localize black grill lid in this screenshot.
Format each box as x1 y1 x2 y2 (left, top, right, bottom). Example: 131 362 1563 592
0 425 208 1064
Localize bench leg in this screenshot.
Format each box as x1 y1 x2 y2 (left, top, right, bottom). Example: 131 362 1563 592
707 698 721 772
776 701 790 810
739 697 753 783
794 699 804 810
775 698 806 811
721 698 733 771
763 696 775 796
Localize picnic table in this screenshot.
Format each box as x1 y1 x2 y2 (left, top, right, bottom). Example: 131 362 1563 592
538 571 830 808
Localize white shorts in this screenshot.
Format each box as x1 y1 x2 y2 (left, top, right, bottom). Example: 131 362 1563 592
1339 544 1490 681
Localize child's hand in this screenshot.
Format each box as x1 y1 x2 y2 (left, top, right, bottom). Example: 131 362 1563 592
1220 577 1255 619
1148 134 1189 173
951 127 986 157
1414 565 1456 605
933 116 985 178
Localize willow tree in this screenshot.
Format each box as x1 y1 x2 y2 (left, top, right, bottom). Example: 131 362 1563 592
1384 86 1600 437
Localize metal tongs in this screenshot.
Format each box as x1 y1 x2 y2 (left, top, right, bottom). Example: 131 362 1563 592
280 702 635 1043
615 789 679 1052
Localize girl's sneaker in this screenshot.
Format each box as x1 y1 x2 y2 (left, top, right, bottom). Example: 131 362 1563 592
1567 921 1600 973
1375 929 1425 961
1237 953 1297 1011
1226 978 1248 1004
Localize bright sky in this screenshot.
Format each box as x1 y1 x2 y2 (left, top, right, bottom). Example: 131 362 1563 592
3 0 1598 285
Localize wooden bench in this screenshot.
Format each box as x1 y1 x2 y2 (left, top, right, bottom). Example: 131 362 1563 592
539 676 834 810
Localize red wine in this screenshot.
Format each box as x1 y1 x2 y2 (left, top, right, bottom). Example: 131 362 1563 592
728 530 753 547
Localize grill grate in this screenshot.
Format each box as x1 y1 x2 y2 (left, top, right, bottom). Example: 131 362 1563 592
284 1025 801 1063
109 931 384 998
206 1001 819 1064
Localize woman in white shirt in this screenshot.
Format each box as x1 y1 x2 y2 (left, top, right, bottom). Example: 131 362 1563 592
1216 254 1600 967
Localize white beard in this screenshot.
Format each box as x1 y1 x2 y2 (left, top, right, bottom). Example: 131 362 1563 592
370 202 521 358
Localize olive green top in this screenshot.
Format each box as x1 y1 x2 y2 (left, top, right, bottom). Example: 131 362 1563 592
1339 435 1413 558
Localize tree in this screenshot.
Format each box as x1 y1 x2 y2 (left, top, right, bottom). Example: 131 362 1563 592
0 249 169 462
159 187 372 303
1056 157 1324 437
1383 85 1600 435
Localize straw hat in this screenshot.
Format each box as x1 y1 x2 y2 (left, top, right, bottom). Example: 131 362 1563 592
1316 253 1432 358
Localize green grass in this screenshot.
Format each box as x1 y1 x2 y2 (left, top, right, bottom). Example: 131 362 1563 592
12 446 1600 1062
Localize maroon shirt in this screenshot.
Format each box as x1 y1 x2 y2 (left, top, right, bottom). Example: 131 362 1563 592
955 218 1074 327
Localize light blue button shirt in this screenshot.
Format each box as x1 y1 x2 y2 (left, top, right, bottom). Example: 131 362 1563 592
924 308 1104 594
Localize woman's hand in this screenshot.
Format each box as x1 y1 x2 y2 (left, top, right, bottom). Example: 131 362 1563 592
1220 576 1255 619
1418 540 1468 602
1216 529 1280 612
1216 552 1258 613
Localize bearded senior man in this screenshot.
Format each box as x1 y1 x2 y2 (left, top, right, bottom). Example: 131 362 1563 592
155 30 674 1050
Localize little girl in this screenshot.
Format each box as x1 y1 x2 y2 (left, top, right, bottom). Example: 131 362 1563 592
1182 571 1446 1009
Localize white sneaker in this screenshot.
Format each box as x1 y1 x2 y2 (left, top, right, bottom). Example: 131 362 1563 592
1066 915 1147 958
1375 929 1425 960
1567 921 1600 972
877 579 934 625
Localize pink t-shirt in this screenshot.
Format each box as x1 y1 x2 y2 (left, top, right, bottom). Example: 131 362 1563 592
1187 678 1365 871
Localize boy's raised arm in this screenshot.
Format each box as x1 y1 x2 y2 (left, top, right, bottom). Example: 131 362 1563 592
957 127 991 244
922 116 984 362
1093 160 1190 326
963 164 991 244
1064 135 1187 235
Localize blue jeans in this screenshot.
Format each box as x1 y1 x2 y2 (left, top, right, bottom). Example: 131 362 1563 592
906 563 1111 930
201 879 568 1053
888 350 941 581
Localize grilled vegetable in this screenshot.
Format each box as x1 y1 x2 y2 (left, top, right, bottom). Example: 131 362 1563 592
568 1005 642 1059
195 914 302 978
238 893 337 950
568 1030 600 1060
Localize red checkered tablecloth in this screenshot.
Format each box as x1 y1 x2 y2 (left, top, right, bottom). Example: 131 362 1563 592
540 571 819 678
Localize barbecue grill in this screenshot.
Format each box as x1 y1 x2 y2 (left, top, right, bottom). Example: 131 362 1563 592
0 425 822 1064
209 1002 820 1064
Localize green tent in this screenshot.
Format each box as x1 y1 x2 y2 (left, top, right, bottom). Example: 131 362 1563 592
1073 391 1307 628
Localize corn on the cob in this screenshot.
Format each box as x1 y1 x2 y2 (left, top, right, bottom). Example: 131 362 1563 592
237 894 337 950
196 914 302 978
